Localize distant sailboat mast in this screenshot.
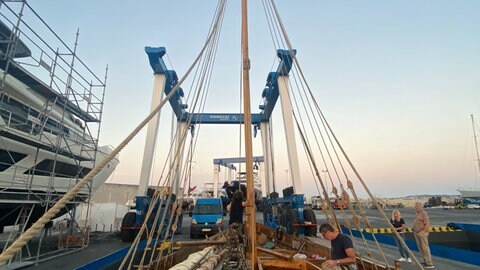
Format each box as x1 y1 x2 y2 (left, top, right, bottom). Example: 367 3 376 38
471 114 480 186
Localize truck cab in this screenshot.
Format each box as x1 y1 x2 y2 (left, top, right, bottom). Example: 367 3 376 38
330 197 348 209
189 198 224 238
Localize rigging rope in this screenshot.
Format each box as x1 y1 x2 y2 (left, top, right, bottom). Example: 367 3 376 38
265 0 423 268
119 1 228 268
0 0 223 264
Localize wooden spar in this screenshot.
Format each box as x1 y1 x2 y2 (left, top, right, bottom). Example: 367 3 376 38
174 240 227 247
241 0 257 267
257 247 292 261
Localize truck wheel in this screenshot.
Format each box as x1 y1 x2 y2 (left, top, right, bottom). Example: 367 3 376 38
263 203 272 224
281 205 291 228
303 209 317 236
120 212 136 242
286 208 298 236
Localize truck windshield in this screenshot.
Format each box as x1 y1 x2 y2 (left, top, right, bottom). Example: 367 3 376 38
193 204 221 214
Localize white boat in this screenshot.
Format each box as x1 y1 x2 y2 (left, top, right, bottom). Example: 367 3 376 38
457 189 480 198
457 114 480 205
222 171 263 207
0 6 118 231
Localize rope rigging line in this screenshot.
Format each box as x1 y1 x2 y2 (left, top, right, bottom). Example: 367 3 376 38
262 0 342 228
265 0 422 267
262 2 368 258
119 1 228 268
237 2 244 178
125 84 216 267
154 138 196 268
321 113 424 268
151 29 224 267
283 46 382 264
286 55 392 267
293 116 369 270
123 31 224 266
261 0 283 51
293 115 339 224
122 121 196 269
288 62 388 267
0 0 223 265
264 0 345 207
268 0 345 192
265 0 349 228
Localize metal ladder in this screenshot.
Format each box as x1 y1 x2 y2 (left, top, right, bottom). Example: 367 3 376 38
2 204 34 264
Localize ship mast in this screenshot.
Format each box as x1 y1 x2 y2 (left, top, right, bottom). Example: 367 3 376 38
241 0 256 266
471 114 480 181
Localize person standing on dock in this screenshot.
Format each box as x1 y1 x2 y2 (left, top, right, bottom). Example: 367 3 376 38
227 190 246 225
390 210 411 263
413 202 435 268
227 190 246 244
319 223 358 270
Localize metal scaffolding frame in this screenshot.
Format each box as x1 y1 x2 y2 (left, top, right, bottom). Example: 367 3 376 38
0 0 107 266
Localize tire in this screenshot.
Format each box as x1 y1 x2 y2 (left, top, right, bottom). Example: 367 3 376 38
120 212 137 242
280 205 290 228
286 208 298 236
303 209 317 237
263 203 272 224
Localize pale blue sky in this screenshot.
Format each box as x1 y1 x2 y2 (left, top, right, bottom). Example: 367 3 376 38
25 1 480 198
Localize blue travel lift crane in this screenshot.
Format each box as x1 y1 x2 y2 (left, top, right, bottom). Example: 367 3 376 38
255 49 317 237
77 47 317 269
119 47 317 243
120 47 185 242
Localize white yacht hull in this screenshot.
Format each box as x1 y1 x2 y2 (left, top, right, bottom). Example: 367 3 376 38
458 189 480 198
0 55 118 229
0 129 118 228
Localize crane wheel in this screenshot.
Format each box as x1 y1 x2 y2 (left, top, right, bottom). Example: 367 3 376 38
120 212 137 242
287 208 299 236
303 209 317 236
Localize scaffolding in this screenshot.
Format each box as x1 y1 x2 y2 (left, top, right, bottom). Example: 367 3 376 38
0 0 108 267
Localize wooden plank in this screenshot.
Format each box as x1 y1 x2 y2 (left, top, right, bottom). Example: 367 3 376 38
258 257 264 270
305 260 323 270
257 247 292 261
260 259 306 270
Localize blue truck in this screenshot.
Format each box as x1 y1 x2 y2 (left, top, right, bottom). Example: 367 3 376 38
120 189 182 242
189 198 225 238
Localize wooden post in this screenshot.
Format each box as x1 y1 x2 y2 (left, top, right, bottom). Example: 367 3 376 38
241 0 256 268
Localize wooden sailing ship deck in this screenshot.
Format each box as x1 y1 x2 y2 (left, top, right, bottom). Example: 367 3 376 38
2 1 478 270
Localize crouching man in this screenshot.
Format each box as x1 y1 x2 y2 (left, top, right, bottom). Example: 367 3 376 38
319 223 358 270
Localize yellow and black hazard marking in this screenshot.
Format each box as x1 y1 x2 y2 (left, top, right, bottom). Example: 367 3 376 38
364 228 393 234
362 226 460 234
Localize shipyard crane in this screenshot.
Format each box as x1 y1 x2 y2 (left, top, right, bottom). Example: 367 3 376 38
120 46 315 241
214 156 265 208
